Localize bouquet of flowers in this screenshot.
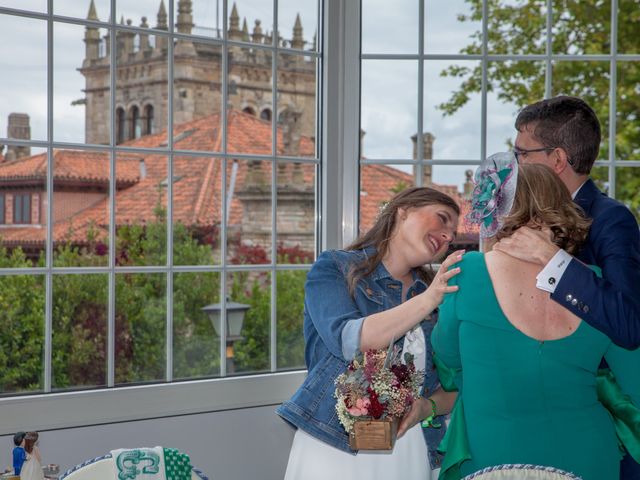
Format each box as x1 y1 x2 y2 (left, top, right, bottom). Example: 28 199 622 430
334 344 424 449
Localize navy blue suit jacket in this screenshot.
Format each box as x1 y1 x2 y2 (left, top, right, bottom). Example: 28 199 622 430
551 179 640 349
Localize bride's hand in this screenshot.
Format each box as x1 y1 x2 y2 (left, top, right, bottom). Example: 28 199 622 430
397 397 430 439
423 250 464 307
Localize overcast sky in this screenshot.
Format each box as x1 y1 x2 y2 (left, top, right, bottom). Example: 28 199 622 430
0 0 522 192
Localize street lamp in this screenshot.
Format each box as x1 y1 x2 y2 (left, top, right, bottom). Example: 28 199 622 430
202 300 250 374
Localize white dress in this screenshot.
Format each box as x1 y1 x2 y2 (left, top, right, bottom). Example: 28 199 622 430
284 327 438 480
20 447 45 480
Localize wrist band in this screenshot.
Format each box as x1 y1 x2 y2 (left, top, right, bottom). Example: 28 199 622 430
421 397 442 429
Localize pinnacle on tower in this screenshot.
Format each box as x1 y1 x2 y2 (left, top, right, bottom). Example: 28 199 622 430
242 18 250 42
86 0 99 21
176 0 194 35
156 0 168 30
228 2 242 40
291 13 303 49
84 0 101 61
251 19 264 43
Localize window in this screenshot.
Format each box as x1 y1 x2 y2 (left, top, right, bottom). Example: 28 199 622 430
13 193 31 224
359 0 640 250
0 0 321 397
260 108 272 121
0 194 5 224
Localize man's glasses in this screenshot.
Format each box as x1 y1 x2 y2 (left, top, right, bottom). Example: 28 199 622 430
513 146 556 162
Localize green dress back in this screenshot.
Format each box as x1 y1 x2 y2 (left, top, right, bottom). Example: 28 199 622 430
432 252 640 480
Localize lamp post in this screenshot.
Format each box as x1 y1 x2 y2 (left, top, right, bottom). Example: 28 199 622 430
202 300 249 374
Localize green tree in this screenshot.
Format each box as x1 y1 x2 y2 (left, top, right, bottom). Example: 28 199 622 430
439 0 640 218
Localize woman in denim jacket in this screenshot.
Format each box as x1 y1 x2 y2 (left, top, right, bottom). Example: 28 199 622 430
277 187 464 480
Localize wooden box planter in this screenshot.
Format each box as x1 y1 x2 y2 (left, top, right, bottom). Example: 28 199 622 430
349 417 399 450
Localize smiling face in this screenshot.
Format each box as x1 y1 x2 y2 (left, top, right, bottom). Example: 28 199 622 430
394 203 459 266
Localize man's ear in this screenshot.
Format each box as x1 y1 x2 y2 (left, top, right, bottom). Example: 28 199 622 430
552 147 572 174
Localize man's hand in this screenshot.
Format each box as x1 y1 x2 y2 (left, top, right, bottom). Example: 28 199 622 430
492 226 560 266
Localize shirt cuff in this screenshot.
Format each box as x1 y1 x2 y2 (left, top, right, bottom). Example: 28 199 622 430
341 317 365 361
536 249 572 293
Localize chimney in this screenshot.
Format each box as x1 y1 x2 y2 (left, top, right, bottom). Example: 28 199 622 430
6 113 31 160
411 132 435 186
280 108 302 156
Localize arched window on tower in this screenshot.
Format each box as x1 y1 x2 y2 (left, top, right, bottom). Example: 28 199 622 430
144 105 155 135
243 106 256 116
260 108 272 122
116 107 125 144
130 106 141 139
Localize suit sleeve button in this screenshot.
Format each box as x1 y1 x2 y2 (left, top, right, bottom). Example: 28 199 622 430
566 294 573 302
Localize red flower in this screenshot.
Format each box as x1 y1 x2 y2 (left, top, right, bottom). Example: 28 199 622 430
391 363 411 384
367 388 386 419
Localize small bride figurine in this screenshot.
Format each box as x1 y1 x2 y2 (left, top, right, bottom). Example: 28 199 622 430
20 432 44 480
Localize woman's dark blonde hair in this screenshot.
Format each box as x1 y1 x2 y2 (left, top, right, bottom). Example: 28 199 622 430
496 163 591 254
24 431 38 454
346 187 460 296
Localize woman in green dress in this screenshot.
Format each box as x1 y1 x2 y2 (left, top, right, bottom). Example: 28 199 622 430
431 156 640 480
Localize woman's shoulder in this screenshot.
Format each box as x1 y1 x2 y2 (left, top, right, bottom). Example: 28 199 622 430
309 249 367 276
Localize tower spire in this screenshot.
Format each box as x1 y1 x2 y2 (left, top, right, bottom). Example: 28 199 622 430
291 13 303 49
84 0 101 61
228 2 242 41
156 0 168 30
242 18 250 42
87 0 99 21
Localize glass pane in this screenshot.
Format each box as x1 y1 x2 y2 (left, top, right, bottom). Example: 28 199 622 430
0 14 47 142
279 0 318 51
424 60 482 161
552 61 610 160
619 0 639 54
276 53 317 158
362 0 418 54
0 146 47 267
615 167 640 222
175 0 218 37
173 272 221 380
424 0 480 54
227 46 274 155
616 61 640 161
55 22 110 144
230 0 274 45
0 0 45 13
173 155 222 265
552 0 610 55
116 0 168 34
486 61 545 155
116 31 168 146
359 163 415 235
173 42 222 152
52 148 110 267
0 274 45 395
361 60 418 159
115 153 168 266
276 269 306 370
55 0 111 22
591 165 610 195
276 161 316 264
227 159 272 264
228 271 271 375
52 274 108 390
487 0 546 55
115 272 166 384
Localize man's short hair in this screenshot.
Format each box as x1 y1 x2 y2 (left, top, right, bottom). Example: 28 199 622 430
13 431 26 447
515 96 601 174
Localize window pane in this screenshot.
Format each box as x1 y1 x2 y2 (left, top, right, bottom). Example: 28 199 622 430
53 148 110 267
230 0 274 45
55 0 111 21
276 53 317 159
0 274 45 395
552 0 610 55
0 14 47 142
175 0 218 37
276 161 316 264
173 41 222 151
279 0 318 51
487 0 546 55
361 60 418 159
424 60 482 161
227 45 274 155
228 271 271 375
115 153 168 266
424 0 480 54
227 159 272 265
173 155 222 266
0 0 45 13
116 31 168 146
362 0 418 54
552 61 610 160
591 165 610 196
173 272 221 380
276 269 306 370
52 274 108 391
115 272 166 384
615 167 640 222
616 61 640 161
116 0 167 34
619 0 639 54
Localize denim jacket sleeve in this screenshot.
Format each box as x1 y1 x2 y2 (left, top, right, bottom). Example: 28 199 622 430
305 250 366 361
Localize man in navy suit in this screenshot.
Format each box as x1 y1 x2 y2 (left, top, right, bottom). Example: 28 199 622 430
494 95 640 479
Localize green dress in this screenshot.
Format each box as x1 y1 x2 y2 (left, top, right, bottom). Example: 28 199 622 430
431 252 640 480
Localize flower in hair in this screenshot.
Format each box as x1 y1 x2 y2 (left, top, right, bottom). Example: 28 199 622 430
467 152 518 238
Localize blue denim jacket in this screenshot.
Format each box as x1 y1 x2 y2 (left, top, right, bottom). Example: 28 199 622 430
276 249 447 469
